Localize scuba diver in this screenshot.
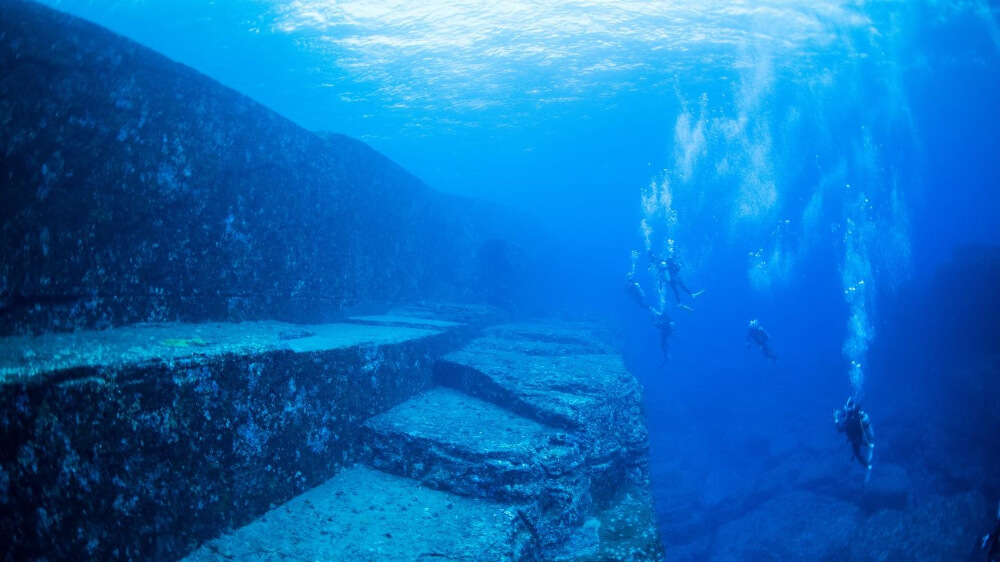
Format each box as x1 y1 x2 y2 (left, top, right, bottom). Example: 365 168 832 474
833 396 875 483
982 502 1000 562
650 306 674 367
648 250 703 310
746 319 778 362
624 272 647 309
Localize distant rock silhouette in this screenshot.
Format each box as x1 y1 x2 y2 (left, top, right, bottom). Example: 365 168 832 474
0 0 540 336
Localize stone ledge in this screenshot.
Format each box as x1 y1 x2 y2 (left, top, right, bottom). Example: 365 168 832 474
0 320 442 384
483 321 618 355
436 327 650 504
362 387 591 547
182 466 533 562
0 317 472 561
346 315 465 329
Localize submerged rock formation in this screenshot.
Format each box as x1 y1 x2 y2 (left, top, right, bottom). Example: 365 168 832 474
0 3 664 560
0 309 490 560
0 314 664 560
0 0 541 336
184 320 664 561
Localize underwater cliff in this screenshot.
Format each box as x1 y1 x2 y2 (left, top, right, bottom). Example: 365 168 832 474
0 0 543 337
0 1 664 560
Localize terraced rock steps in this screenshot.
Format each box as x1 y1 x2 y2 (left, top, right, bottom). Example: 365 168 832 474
437 323 652 502
0 309 485 561
184 321 665 561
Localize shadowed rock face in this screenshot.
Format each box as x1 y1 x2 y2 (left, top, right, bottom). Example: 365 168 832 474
0 0 536 336
0 313 481 561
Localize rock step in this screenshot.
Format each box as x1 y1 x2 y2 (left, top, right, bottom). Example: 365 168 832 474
0 319 445 384
436 330 638 432
483 321 618 355
346 315 466 329
363 387 586 499
0 317 470 562
361 387 591 546
435 324 650 503
182 466 533 562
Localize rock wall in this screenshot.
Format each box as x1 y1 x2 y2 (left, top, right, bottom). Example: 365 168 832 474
0 314 486 561
0 0 540 336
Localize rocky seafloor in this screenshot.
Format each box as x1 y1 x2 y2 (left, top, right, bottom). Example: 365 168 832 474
646 342 997 560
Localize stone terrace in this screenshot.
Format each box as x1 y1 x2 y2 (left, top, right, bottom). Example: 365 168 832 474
185 320 663 561
2 315 664 561
0 307 487 560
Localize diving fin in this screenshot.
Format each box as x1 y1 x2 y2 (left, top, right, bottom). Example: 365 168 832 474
676 304 694 312
691 289 706 298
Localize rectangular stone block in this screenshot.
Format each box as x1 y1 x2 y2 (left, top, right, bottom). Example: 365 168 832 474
0 319 466 560
435 323 652 505
361 387 592 547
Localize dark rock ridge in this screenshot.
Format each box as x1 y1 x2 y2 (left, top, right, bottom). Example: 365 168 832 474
0 0 541 336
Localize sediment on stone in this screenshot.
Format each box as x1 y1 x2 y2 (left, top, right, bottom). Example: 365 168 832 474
0 0 543 337
435 324 652 504
182 466 535 562
361 387 591 547
0 317 471 561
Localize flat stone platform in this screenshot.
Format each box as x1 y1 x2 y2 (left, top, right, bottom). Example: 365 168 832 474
483 321 618 355
346 315 464 329
365 387 569 459
0 316 474 561
183 466 530 562
363 387 587 511
437 323 636 431
436 323 651 505
0 320 441 384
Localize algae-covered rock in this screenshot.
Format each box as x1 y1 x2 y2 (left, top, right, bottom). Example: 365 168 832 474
0 0 542 337
849 492 989 562
0 319 463 561
436 323 651 503
432 321 664 559
160 337 209 348
182 466 534 562
859 463 911 512
362 387 592 548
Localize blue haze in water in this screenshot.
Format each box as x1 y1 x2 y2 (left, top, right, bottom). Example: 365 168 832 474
37 0 1000 558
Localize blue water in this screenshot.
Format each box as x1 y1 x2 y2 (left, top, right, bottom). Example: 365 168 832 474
35 0 1000 558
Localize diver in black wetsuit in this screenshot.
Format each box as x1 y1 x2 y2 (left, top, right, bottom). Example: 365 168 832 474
651 306 674 367
746 319 778 362
625 272 647 309
834 396 874 483
982 502 1000 562
663 257 696 303
648 251 702 309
